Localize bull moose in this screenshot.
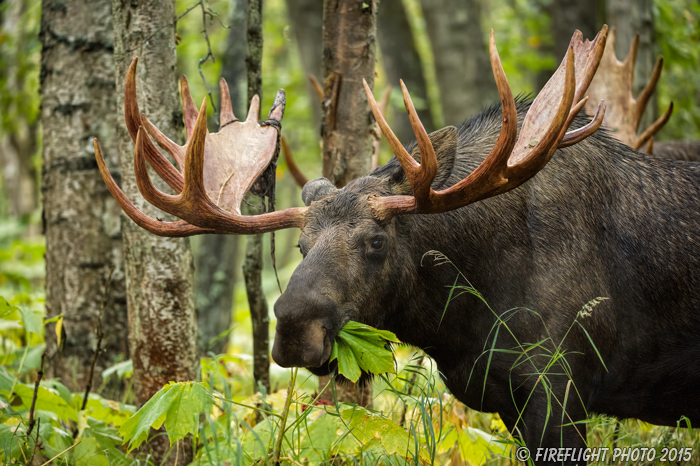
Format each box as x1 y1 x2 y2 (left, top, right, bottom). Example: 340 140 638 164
94 26 700 464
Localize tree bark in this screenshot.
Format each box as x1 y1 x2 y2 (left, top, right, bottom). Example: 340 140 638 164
606 0 657 130
422 0 496 125
377 0 434 141
318 0 377 406
112 1 196 463
243 0 271 395
321 0 377 187
40 0 128 398
192 0 248 356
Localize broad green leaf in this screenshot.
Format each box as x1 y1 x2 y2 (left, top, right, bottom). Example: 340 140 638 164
339 331 395 376
340 406 430 465
74 436 110 466
19 305 43 336
0 367 15 393
119 381 213 453
0 296 19 319
83 396 136 428
333 339 362 383
298 411 344 463
440 426 511 465
331 321 398 382
14 383 78 422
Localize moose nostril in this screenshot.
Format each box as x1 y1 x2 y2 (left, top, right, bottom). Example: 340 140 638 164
271 318 331 368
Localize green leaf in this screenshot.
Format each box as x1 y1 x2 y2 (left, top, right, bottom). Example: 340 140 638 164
0 296 19 319
118 381 213 453
19 305 43 336
14 383 78 422
340 406 430 464
333 338 362 383
331 321 398 382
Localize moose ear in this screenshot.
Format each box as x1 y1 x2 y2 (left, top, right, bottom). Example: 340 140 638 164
302 178 339 206
387 126 458 195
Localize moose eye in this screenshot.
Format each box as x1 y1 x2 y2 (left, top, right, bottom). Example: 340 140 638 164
367 237 387 261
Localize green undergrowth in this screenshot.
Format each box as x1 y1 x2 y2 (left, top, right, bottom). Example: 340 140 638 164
1 229 699 465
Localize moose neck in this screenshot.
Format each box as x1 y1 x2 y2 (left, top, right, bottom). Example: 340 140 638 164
383 189 534 363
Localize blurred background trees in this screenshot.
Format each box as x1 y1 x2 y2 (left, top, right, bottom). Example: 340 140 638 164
0 0 698 451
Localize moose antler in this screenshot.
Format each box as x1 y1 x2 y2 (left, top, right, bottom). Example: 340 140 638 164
584 28 673 152
365 26 608 218
94 58 307 237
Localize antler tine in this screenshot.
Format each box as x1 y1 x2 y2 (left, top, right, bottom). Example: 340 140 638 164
246 95 261 122
633 101 673 151
561 96 589 138
94 138 213 237
560 100 606 148
634 56 663 130
623 34 640 75
434 30 518 208
141 115 186 174
268 89 286 122
570 24 608 104
281 135 309 186
124 58 185 190
133 127 183 215
400 80 438 208
219 77 236 128
180 75 200 139
363 79 421 181
183 98 210 199
124 58 142 140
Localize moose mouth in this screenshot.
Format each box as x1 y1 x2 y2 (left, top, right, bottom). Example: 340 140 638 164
271 319 335 370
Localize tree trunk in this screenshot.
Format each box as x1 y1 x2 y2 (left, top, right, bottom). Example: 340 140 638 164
192 0 248 356
377 0 434 141
243 0 271 395
112 1 196 463
321 0 376 187
318 0 377 406
606 0 657 130
40 0 128 398
285 0 324 125
422 0 496 125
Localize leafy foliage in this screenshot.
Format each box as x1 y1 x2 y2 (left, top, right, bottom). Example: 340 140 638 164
119 381 214 453
654 0 700 140
331 321 399 383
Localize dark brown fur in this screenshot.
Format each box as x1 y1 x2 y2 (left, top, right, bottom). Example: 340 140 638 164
272 101 700 465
